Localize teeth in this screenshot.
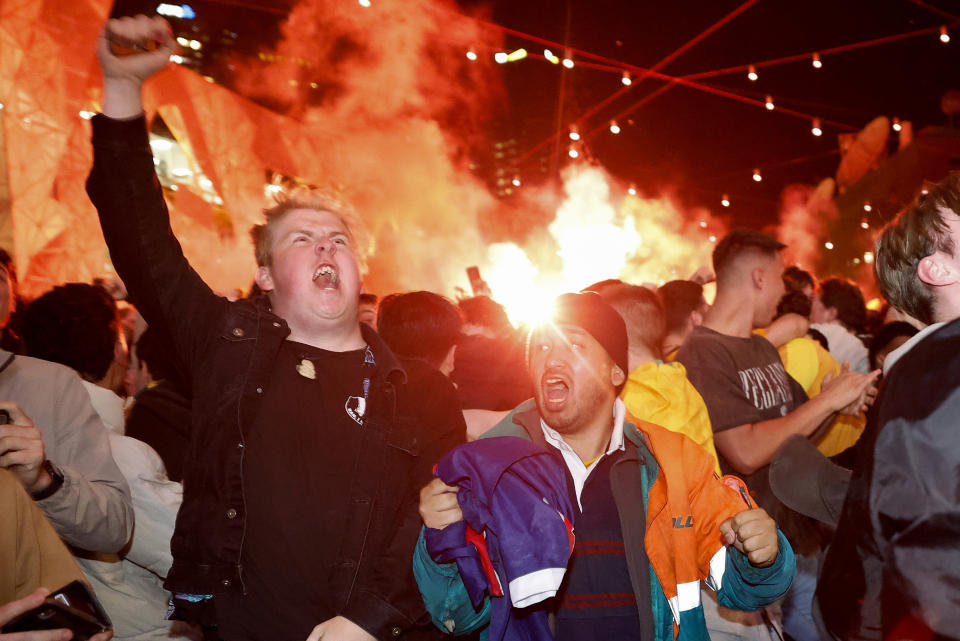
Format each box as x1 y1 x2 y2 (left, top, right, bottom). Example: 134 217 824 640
313 265 338 283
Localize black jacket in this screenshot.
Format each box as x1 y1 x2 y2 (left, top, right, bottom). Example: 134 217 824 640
87 114 463 639
817 317 960 640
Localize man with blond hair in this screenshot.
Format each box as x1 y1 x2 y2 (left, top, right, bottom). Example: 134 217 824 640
87 14 462 641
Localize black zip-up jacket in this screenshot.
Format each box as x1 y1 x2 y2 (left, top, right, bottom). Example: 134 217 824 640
87 114 463 639
817 317 960 640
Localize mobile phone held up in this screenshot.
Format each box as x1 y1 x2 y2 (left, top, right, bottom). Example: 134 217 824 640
2 580 112 641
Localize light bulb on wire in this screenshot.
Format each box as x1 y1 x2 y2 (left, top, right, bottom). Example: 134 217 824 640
863 201 872 212
747 65 758 81
752 169 762 182
568 147 579 159
764 95 775 110
812 52 822 69
494 52 508 64
569 127 580 141
811 118 822 136
721 194 730 208
892 117 902 132
562 57 574 69
609 120 621 134
465 50 477 61
621 71 632 86
940 26 950 43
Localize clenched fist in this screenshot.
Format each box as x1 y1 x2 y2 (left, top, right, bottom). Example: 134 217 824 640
719 507 779 568
0 401 51 495
419 477 462 530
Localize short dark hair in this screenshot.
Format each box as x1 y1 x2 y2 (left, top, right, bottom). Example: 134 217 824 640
875 172 960 325
359 292 378 306
713 229 786 284
656 280 704 335
600 284 666 360
134 326 179 383
22 283 119 382
458 296 513 336
818 277 867 331
776 290 813 319
868 321 918 371
377 291 463 368
783 266 815 293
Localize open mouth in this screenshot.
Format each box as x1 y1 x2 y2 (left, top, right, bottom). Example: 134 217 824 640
312 264 339 289
541 373 570 410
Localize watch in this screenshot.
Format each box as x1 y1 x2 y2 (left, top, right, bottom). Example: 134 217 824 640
30 460 65 501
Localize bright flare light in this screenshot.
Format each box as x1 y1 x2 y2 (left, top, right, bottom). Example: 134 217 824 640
621 71 632 86
506 48 528 62
609 121 621 134
811 118 822 136
189 39 201 50
568 148 579 159
569 129 581 141
720 195 730 208
358 0 371 6
764 95 775 110
544 49 560 64
863 251 874 264
562 57 574 69
627 187 637 196
892 117 902 132
494 52 508 64
861 220 870 229
747 65 758 81
512 177 521 187
465 50 478 61
863 201 872 212
79 110 94 120
176 36 189 46
824 241 834 250
752 169 762 182
940 26 950 43
812 52 822 69
170 54 184 64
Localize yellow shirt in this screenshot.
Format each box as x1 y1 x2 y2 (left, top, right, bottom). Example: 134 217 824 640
777 337 866 457
620 360 722 476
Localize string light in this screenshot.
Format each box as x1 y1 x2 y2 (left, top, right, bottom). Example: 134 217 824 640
569 127 580 141
940 26 950 43
824 241 834 250
812 52 822 69
568 147 579 159
465 50 477 61
627 185 637 196
609 120 621 134
921 188 929 195
764 95 775 110
860 220 870 229
176 36 189 46
621 71 632 86
562 57 575 69
892 117 902 132
170 54 184 64
811 118 822 136
709 235 717 243
543 49 560 64
358 0 371 6
699 221 708 228
512 176 521 187
747 65 758 81
720 195 730 208
752 169 762 182
863 201 872 212
863 251 874 264
494 52 508 64
506 48 528 62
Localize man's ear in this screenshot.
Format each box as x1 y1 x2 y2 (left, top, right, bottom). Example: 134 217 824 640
917 253 958 287
255 265 274 292
611 365 626 387
751 266 765 290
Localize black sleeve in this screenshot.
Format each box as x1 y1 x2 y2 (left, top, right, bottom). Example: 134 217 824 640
86 114 227 376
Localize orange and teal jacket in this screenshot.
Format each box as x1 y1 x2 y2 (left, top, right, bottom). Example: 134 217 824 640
413 400 795 640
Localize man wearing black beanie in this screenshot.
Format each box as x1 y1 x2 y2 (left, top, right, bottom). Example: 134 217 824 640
416 292 795 641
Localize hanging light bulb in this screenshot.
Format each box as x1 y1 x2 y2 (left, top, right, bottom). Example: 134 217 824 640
512 176 521 187
892 117 902 132
562 57 575 69
627 186 637 196
543 49 560 64
720 194 730 208
863 201 872 212
609 120 621 134
860 219 870 230
811 118 822 136
747 65 758 81
812 52 822 69
494 52 508 64
506 48 528 62
824 241 834 250
465 50 478 61
764 95 775 110
568 147 579 159
621 71 632 86
940 26 950 43
752 169 762 182
863 251 874 264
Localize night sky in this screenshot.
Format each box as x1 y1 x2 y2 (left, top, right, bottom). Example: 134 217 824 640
482 0 959 227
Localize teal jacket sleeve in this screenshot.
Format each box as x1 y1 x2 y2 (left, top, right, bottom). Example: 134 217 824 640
716 529 796 611
412 527 491 636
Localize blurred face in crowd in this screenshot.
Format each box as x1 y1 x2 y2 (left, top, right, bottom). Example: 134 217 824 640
810 293 834 324
358 301 377 328
255 209 362 329
0 264 14 329
529 323 623 435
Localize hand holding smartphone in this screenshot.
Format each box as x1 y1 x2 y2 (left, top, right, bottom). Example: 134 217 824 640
1 581 112 641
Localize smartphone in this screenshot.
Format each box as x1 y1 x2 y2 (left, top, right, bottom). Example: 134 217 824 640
2 581 112 641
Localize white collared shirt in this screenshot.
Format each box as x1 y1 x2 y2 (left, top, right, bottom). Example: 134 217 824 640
540 398 627 508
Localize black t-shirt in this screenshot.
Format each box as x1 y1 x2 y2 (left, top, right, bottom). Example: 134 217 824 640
676 326 807 435
215 340 370 641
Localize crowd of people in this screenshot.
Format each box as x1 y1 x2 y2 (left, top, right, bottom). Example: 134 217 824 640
2 13 959 641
